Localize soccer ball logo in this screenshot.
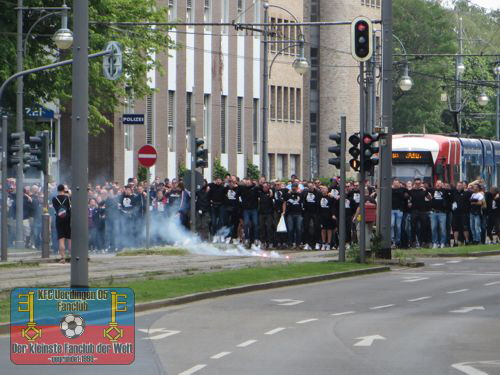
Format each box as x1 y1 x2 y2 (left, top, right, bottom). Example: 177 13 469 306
60 314 85 339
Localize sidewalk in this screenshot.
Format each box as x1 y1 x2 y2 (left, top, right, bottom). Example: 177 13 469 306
0 249 339 293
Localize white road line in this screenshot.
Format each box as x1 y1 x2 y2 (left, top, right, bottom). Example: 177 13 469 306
447 289 469 294
451 362 489 375
447 260 462 264
178 364 207 375
484 281 500 286
370 304 395 310
265 327 286 335
296 318 318 324
402 277 429 282
431 263 445 266
210 352 231 359
237 339 257 347
408 296 432 302
331 311 356 316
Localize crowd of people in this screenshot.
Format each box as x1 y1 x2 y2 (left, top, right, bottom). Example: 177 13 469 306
3 173 499 260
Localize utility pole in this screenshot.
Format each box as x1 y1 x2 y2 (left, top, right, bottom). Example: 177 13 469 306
495 65 499 140
15 0 24 249
70 0 89 288
1 116 8 261
377 0 393 259
338 115 347 262
41 131 50 258
359 62 366 264
190 120 197 232
261 2 269 178
456 17 464 135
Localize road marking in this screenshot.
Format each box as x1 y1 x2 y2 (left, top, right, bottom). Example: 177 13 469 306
451 362 489 375
431 263 445 266
447 260 462 264
211 352 231 359
296 318 318 324
450 306 485 313
467 257 479 260
402 277 429 282
237 339 257 347
271 299 304 306
178 364 207 375
408 296 431 302
353 335 386 347
138 328 181 340
447 289 469 294
265 327 286 335
369 304 395 310
484 281 500 286
331 311 356 316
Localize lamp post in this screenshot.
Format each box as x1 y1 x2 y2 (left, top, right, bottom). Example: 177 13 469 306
495 65 500 140
15 0 73 248
261 2 309 178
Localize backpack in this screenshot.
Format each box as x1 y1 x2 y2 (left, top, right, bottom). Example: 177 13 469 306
56 197 68 219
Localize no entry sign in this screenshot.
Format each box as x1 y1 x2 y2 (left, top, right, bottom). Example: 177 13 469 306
137 145 157 168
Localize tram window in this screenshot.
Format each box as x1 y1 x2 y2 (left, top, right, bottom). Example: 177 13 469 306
435 164 444 181
466 161 473 182
453 165 460 185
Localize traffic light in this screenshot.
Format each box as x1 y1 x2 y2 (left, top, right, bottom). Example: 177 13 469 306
28 136 43 171
348 133 361 172
351 17 373 62
362 133 379 176
195 138 208 169
7 132 22 168
328 132 343 168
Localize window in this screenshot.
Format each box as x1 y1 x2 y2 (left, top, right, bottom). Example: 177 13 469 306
221 0 229 33
186 0 193 24
237 97 243 153
203 94 211 149
237 0 244 15
146 95 154 145
283 87 289 121
221 95 227 153
283 20 289 55
186 92 192 152
253 99 259 153
296 88 301 122
290 23 296 55
290 88 295 122
277 154 285 179
204 0 211 30
376 0 381 7
269 153 275 179
254 0 261 25
168 90 175 151
168 0 176 21
270 18 277 53
290 155 299 176
270 85 276 120
277 86 282 121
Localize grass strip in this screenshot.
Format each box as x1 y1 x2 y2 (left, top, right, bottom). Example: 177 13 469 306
0 262 39 269
116 247 189 256
0 262 372 323
393 243 500 257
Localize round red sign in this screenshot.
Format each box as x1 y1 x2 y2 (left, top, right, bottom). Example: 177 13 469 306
137 145 157 168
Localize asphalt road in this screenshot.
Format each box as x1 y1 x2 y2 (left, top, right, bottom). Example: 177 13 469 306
2 256 500 375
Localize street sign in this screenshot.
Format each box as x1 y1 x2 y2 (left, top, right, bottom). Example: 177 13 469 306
122 114 145 125
25 105 54 120
137 145 157 168
103 41 123 81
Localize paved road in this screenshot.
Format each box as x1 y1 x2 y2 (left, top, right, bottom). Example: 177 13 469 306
2 256 500 374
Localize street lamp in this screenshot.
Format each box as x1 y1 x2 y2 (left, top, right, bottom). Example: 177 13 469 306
495 64 500 140
399 65 413 92
477 92 489 107
53 3 73 50
457 62 465 75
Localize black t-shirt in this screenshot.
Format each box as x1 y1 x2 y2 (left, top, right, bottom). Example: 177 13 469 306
392 187 407 211
429 188 450 212
258 190 275 214
223 187 240 208
119 194 135 216
409 189 431 212
284 190 303 215
273 188 287 213
207 183 226 206
302 189 320 213
452 189 470 214
319 195 337 218
347 189 361 213
238 184 259 210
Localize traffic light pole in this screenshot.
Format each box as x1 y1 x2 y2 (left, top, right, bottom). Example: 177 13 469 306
377 0 393 259
359 62 366 263
1 116 8 261
338 115 347 262
146 168 151 249
190 122 197 232
41 131 50 259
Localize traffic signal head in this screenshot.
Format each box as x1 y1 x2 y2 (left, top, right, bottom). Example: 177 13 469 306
195 137 208 168
348 134 360 146
362 133 379 176
350 158 360 172
351 17 373 62
328 132 343 168
7 132 22 168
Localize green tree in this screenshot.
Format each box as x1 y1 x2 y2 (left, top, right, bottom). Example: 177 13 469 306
213 158 229 180
246 162 260 180
0 0 174 135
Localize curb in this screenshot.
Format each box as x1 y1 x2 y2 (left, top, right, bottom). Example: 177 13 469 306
0 266 389 335
435 250 500 257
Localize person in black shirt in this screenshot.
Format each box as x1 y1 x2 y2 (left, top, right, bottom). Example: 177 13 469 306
451 181 471 245
391 179 407 247
485 186 498 244
283 183 303 248
52 184 71 263
319 185 338 250
221 181 240 243
409 178 432 247
272 181 288 248
302 182 321 250
258 183 275 249
118 185 135 249
429 180 451 248
207 178 225 242
238 179 260 248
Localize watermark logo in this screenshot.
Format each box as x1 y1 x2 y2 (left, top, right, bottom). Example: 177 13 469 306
10 287 135 365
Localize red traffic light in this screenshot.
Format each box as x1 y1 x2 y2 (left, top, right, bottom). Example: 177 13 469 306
363 133 379 145
356 22 367 32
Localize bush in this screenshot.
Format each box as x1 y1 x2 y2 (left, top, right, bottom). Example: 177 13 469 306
247 162 260 180
137 165 147 183
178 162 187 180
213 158 229 180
